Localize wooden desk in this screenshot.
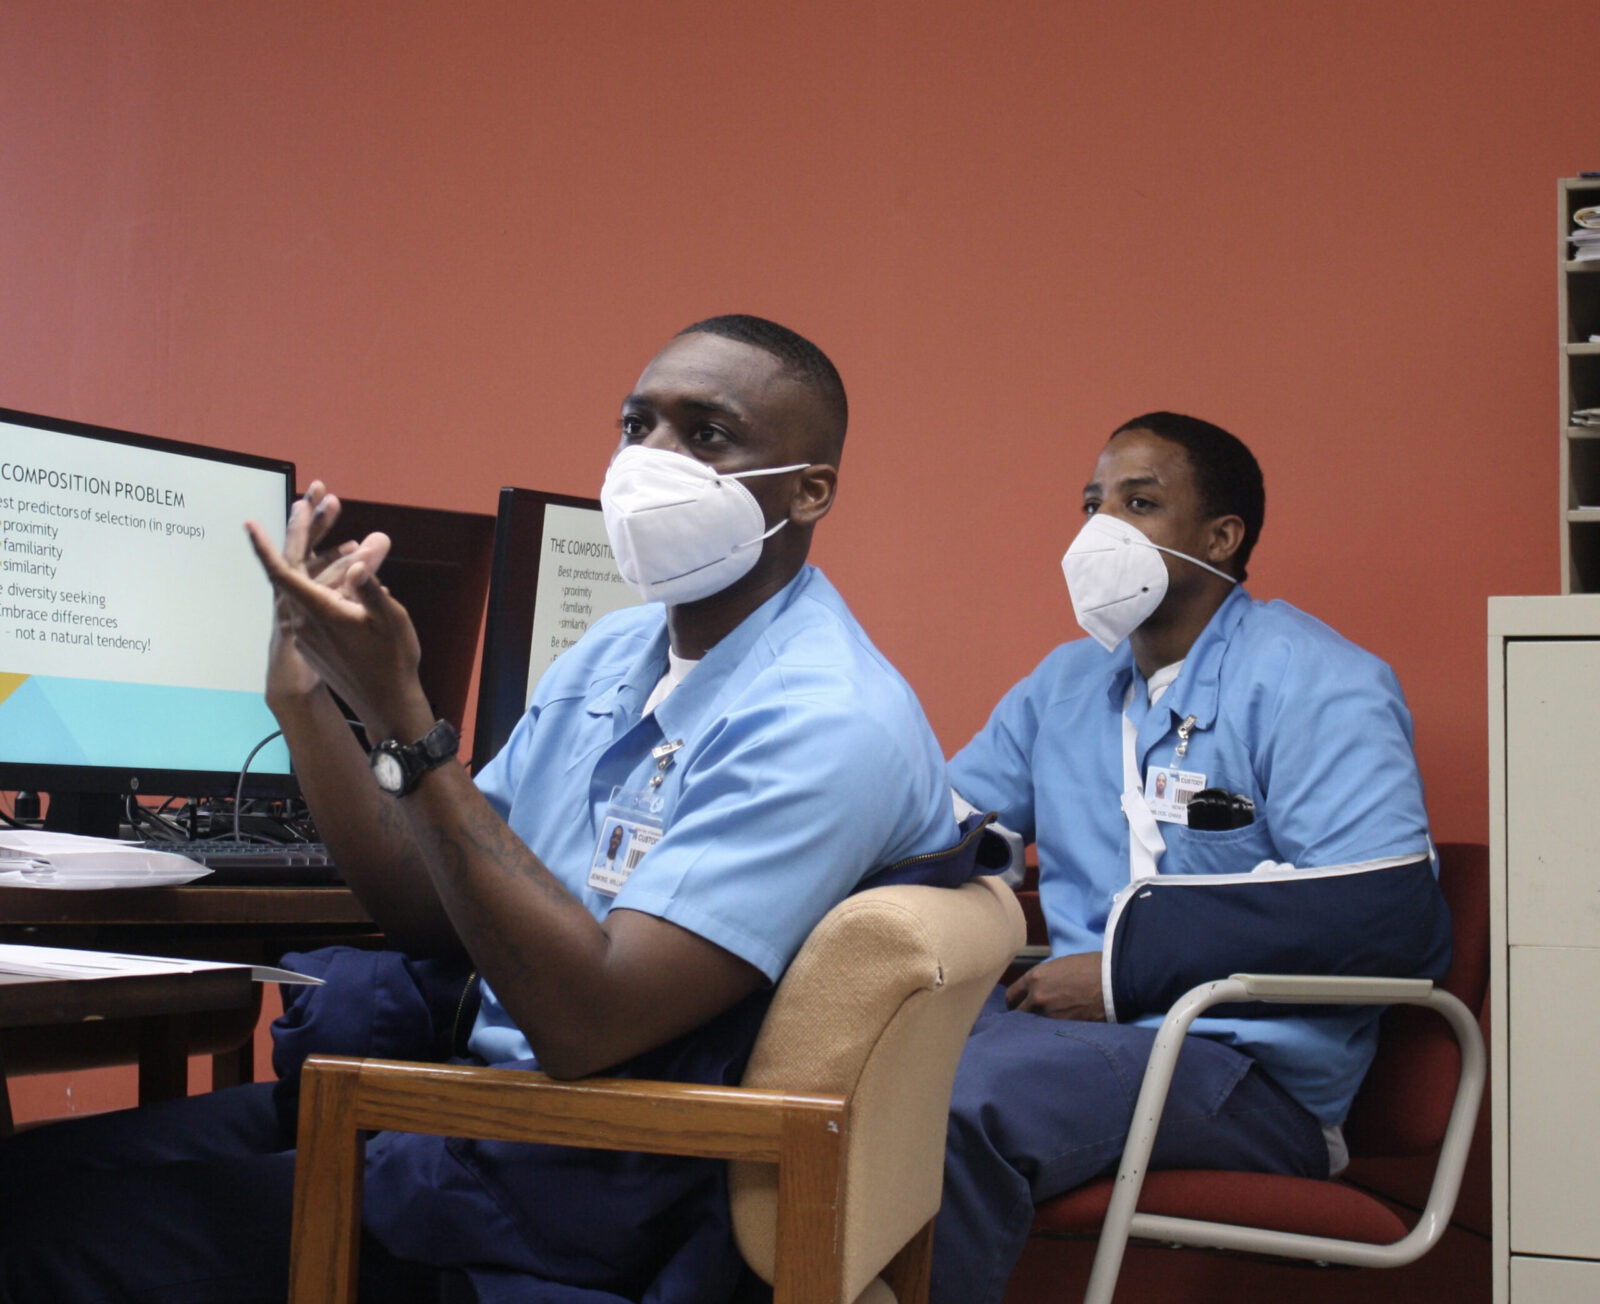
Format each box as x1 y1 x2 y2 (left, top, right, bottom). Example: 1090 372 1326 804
0 963 257 1133
0 885 380 1102
0 884 375 930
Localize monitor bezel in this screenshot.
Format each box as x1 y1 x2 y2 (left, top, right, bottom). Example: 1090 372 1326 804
0 404 298 812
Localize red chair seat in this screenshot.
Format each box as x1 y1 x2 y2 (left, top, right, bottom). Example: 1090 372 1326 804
1031 1171 1410 1246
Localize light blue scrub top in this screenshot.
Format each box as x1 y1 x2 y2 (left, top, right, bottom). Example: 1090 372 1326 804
469 564 957 1066
949 586 1431 1124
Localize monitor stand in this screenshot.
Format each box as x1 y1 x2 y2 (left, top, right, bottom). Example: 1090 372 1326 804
42 792 126 840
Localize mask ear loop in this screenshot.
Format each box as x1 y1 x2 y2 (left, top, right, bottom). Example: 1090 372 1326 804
1144 540 1238 585
731 516 790 554
723 462 811 481
724 462 811 553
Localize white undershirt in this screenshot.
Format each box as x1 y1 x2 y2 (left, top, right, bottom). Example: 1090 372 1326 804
642 649 700 716
1145 660 1183 705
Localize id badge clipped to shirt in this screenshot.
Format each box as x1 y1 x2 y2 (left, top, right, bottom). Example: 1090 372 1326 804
588 787 664 896
1143 766 1206 825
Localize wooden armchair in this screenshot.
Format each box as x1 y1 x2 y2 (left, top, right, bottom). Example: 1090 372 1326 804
288 874 1025 1304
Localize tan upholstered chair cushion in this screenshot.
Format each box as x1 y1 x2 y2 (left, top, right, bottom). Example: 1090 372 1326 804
851 1279 897 1304
730 876 1023 1302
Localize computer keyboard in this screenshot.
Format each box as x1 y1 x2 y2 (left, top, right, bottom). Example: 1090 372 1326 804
138 838 342 885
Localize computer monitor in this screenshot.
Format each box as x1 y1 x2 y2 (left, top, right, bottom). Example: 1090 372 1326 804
0 406 295 837
470 487 641 773
322 498 495 734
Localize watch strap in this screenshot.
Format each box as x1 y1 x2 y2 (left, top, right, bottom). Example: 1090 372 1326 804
372 719 460 796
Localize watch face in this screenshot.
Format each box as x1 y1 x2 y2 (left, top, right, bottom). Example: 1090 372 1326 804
372 748 406 794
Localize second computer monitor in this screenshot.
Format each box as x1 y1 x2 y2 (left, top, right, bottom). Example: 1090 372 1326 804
323 498 497 735
470 487 640 773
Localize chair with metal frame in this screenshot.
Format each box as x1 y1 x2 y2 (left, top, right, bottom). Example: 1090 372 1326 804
1009 841 1489 1304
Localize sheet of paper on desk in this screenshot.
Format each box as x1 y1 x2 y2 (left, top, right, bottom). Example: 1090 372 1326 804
0 943 321 985
0 830 212 889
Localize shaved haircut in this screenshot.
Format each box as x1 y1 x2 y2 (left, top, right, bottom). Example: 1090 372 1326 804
1112 411 1265 580
677 314 848 463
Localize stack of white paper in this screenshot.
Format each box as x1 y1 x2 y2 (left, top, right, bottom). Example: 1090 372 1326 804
0 830 211 890
0 942 319 984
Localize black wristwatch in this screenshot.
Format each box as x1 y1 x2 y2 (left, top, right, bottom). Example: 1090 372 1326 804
369 719 460 797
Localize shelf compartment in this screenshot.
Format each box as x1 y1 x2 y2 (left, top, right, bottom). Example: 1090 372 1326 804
1568 350 1600 415
1569 438 1600 509
1565 516 1600 592
1568 289 1600 343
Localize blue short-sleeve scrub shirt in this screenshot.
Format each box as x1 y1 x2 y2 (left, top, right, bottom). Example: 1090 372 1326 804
470 563 957 1065
949 585 1432 1123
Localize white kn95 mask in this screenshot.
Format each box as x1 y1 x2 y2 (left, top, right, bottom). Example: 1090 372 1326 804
600 444 808 606
1060 512 1237 651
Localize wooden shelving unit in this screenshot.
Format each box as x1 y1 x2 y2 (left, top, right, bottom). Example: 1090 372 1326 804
1559 177 1600 591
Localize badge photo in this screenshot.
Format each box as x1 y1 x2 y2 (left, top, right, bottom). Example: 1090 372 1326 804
1144 766 1206 825
587 787 665 896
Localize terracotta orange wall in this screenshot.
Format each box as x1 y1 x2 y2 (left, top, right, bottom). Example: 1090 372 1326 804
1 1 1594 1115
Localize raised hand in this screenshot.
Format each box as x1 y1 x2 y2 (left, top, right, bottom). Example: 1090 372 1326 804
252 483 379 702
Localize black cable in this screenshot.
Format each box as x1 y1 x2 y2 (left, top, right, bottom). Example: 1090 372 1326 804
226 721 358 844
232 729 285 844
127 798 186 842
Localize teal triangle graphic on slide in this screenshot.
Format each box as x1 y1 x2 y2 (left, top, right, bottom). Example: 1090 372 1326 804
0 674 290 773
0 675 89 764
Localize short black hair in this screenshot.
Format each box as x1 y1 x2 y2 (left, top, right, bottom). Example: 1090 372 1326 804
677 314 848 462
1111 411 1265 579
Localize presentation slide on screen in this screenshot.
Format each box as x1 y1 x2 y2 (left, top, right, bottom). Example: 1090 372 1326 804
524 503 640 703
0 418 290 774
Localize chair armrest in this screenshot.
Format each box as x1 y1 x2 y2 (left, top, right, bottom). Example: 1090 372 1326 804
1081 973 1487 1304
298 1053 847 1159
1228 973 1434 1003
289 1055 851 1304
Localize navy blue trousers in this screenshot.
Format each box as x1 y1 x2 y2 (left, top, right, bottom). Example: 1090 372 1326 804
929 987 1331 1304
0 1081 445 1304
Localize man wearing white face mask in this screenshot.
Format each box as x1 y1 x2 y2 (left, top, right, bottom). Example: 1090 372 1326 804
0 316 964 1304
930 412 1446 1304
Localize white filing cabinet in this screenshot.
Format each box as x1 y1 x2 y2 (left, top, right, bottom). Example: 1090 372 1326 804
1489 596 1600 1301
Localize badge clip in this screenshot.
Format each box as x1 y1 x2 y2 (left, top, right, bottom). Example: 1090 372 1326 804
1174 715 1197 760
648 738 684 789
